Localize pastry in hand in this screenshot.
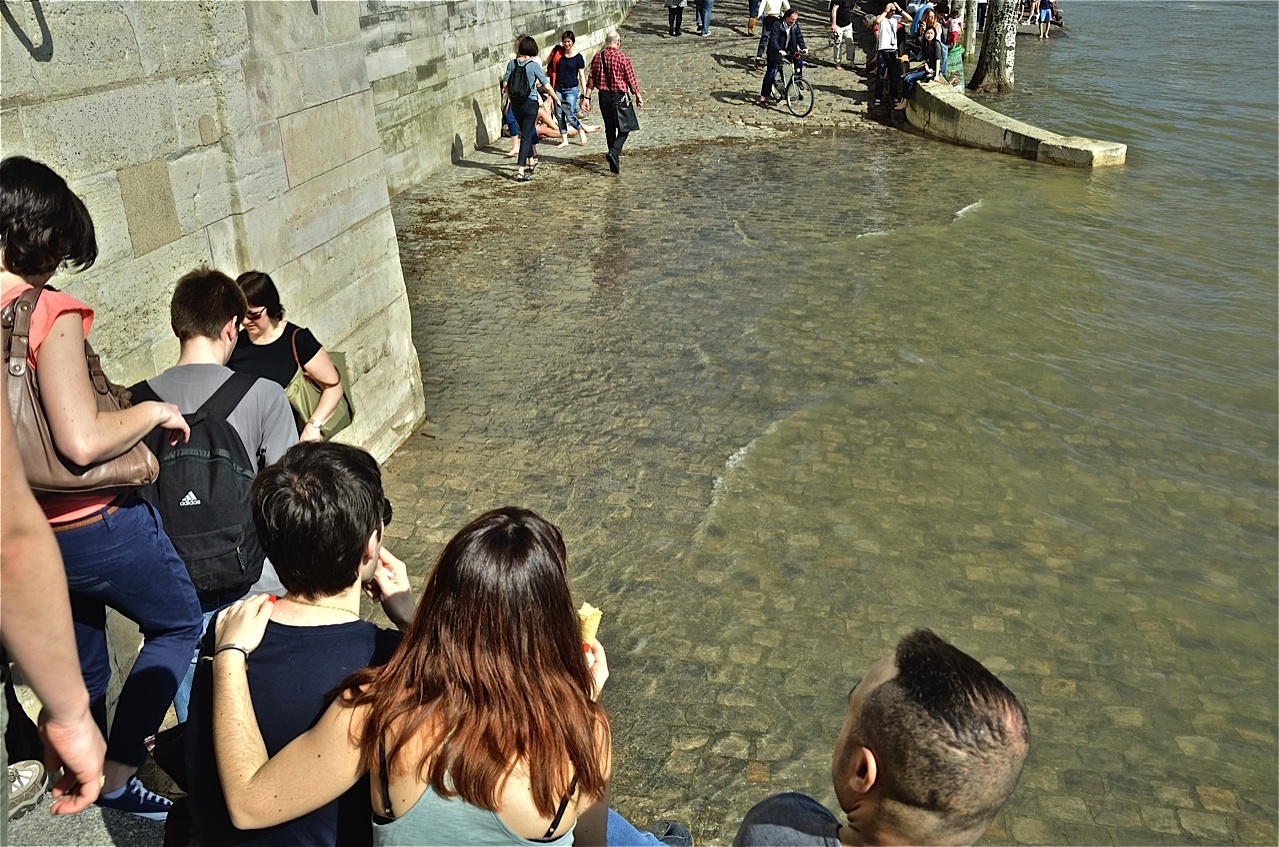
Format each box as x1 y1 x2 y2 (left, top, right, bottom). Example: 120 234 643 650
578 602 603 643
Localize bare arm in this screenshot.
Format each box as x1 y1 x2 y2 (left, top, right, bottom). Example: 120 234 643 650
213 596 368 830
37 313 189 464
0 376 106 815
571 718 614 847
298 346 343 442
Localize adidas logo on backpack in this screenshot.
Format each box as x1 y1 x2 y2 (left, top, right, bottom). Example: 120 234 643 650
179 491 202 507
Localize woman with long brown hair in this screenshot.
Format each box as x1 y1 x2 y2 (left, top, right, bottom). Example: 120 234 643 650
211 507 612 845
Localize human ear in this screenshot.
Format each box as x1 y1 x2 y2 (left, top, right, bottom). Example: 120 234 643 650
849 746 878 794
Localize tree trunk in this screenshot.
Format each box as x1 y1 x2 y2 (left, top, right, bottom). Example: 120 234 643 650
967 0 1016 93
962 0 978 62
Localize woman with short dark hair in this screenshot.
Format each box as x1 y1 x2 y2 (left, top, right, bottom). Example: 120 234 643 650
226 270 345 441
503 36 560 182
0 155 200 819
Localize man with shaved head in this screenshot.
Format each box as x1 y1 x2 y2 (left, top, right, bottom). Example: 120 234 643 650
735 629 1030 846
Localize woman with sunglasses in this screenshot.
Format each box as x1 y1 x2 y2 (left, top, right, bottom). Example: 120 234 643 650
212 507 616 845
226 271 343 441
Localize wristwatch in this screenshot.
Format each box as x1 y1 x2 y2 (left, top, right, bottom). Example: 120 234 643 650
307 418 323 430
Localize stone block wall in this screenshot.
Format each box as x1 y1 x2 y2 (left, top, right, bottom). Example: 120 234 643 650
1 0 425 465
361 0 638 194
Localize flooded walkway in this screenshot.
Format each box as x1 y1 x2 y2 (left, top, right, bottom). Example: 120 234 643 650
377 3 1277 844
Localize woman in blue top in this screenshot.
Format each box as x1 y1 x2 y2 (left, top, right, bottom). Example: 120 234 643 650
504 36 560 182
551 31 591 148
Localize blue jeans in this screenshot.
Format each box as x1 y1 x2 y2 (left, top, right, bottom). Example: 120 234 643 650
900 68 932 99
504 105 519 139
695 0 713 34
761 57 802 99
556 87 583 134
748 0 760 17
59 497 201 766
607 808 665 846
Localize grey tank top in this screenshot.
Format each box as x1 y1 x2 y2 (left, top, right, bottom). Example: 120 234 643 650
372 786 575 847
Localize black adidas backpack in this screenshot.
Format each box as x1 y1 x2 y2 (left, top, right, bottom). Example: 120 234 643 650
129 373 265 600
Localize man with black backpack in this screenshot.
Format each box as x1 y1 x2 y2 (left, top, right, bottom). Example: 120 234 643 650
129 268 296 723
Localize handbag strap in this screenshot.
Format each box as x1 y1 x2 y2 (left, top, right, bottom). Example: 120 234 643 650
4 284 44 379
290 326 339 390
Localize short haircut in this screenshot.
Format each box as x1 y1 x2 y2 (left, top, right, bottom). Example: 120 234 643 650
606 29 621 46
0 156 97 278
784 7 798 18
171 267 246 343
517 35 538 57
861 629 1030 842
561 30 575 42
251 442 384 600
234 270 285 321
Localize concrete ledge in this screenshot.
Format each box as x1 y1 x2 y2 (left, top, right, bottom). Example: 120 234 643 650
904 80 1125 167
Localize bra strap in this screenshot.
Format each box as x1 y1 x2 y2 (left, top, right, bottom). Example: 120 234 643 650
379 736 394 819
542 775 579 840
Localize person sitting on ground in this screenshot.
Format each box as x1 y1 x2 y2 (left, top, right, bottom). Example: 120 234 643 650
184 441 416 846
212 506 692 847
895 24 944 109
760 7 807 106
734 629 1030 847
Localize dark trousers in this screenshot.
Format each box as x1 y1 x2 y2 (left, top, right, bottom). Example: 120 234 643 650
668 5 683 33
511 97 540 165
756 15 778 57
599 90 630 160
59 497 202 766
875 48 902 103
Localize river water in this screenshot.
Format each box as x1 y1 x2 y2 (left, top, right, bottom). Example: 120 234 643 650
388 3 1276 843
601 3 1277 842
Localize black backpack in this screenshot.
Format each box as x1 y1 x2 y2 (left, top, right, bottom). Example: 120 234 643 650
129 373 265 600
507 59 533 101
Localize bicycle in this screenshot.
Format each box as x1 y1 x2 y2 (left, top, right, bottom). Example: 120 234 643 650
770 54 815 117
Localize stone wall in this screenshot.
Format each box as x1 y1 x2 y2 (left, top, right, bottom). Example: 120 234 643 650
361 0 637 195
1 0 424 463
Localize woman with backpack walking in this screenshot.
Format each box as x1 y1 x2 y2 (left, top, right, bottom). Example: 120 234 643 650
0 156 201 820
503 36 560 182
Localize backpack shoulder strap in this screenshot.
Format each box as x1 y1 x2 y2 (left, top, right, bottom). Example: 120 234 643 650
128 380 160 406
198 371 258 421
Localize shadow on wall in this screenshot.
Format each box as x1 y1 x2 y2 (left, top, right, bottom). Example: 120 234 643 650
0 0 54 61
453 98 495 164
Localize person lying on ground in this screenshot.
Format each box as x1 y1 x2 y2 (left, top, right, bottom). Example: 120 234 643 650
734 629 1029 847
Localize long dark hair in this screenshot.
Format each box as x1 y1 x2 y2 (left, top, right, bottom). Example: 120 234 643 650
341 507 609 817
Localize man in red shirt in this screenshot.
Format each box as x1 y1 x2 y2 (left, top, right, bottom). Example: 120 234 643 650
584 29 644 174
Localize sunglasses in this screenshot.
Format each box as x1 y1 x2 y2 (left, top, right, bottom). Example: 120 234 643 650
383 497 394 526
244 307 268 321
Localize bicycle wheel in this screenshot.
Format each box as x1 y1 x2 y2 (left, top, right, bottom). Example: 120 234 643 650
785 76 815 117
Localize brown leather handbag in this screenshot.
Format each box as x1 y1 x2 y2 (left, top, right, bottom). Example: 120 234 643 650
2 285 158 494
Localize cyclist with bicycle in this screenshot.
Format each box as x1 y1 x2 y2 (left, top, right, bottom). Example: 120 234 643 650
759 7 807 107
